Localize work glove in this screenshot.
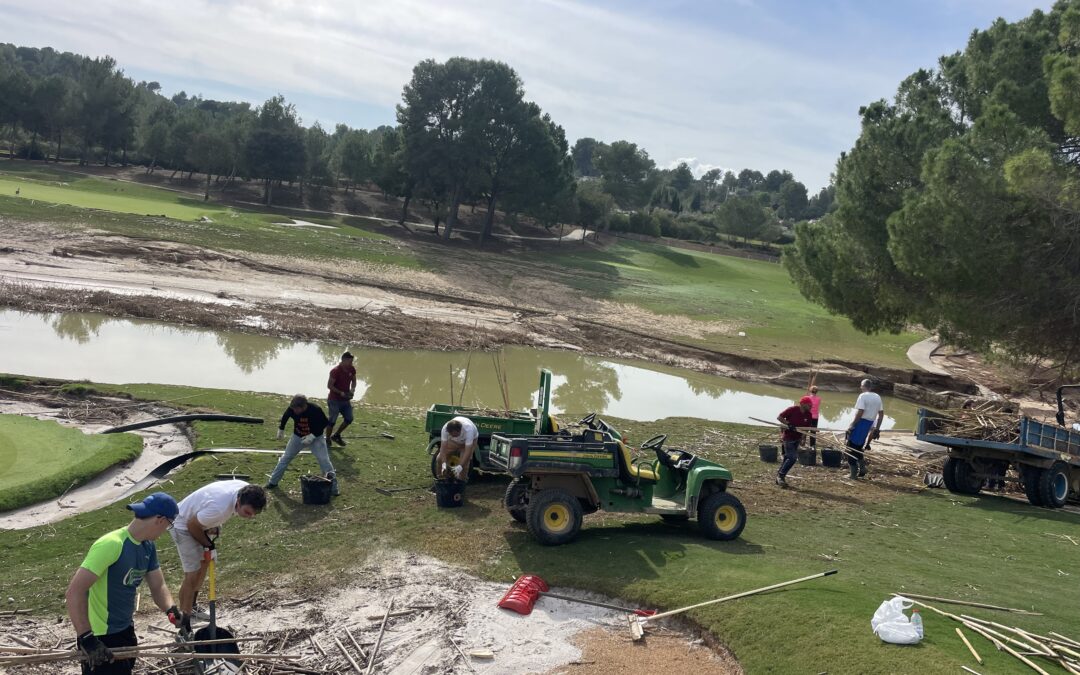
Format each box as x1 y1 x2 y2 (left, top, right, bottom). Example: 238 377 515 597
301 433 316 446
77 631 113 668
451 465 464 479
872 428 881 440
276 429 284 440
165 605 182 627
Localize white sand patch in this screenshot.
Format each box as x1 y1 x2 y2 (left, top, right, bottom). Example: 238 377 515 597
280 219 337 229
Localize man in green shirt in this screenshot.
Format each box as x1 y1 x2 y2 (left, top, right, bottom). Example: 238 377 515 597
65 492 182 674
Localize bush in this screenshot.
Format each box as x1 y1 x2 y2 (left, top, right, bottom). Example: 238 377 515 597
653 210 677 237
609 212 630 233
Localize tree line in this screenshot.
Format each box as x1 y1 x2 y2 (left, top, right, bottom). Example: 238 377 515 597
784 1 1080 377
0 43 826 245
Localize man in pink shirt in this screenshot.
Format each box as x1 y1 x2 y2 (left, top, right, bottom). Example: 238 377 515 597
807 385 822 450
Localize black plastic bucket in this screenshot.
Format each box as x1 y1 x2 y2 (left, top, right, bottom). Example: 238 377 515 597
758 445 778 463
300 475 333 505
797 449 817 466
434 480 465 508
820 449 843 468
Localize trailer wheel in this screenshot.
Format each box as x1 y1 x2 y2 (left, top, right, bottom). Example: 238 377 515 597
943 457 982 495
526 489 583 546
698 492 746 541
1023 466 1045 507
504 479 529 523
1037 462 1070 509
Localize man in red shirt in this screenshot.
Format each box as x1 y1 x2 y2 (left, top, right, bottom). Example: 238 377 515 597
326 352 357 446
775 396 814 487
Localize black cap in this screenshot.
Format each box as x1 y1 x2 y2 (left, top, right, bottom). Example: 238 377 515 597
341 351 354 360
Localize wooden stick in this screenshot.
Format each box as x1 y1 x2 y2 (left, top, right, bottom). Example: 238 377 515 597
1052 633 1080 649
447 634 477 674
959 616 1046 655
956 627 983 664
344 626 368 660
903 593 1040 615
963 622 1051 675
0 650 300 665
961 667 983 675
365 597 394 675
333 635 363 674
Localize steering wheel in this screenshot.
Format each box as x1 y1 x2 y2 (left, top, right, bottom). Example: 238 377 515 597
578 413 597 429
641 434 667 450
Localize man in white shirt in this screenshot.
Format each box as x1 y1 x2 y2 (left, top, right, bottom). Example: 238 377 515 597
170 480 266 632
846 379 884 479
435 416 479 480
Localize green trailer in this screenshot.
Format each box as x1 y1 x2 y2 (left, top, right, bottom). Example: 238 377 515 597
424 368 557 477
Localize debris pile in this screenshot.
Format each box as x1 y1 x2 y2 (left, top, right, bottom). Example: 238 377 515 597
936 402 1022 445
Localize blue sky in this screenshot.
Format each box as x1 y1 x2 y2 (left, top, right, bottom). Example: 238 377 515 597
0 0 1052 189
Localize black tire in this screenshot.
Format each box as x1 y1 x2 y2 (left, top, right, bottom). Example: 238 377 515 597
1023 466 1045 507
428 439 478 480
1037 462 1070 509
942 457 960 493
944 457 982 495
698 492 747 541
526 489 584 546
504 479 529 523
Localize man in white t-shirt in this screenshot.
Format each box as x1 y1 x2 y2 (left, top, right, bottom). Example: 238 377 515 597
170 480 266 632
846 379 884 479
435 416 479 480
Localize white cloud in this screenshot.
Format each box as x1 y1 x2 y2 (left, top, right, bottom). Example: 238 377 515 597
665 157 726 178
0 0 971 189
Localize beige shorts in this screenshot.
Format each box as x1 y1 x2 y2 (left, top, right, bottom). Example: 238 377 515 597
170 528 206 573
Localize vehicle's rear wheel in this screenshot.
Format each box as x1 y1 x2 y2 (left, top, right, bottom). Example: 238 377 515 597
1023 466 1045 507
698 492 746 541
1037 462 1070 509
526 489 584 546
504 479 529 523
944 457 982 495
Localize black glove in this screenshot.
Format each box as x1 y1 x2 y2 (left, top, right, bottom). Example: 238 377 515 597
787 423 797 432
166 605 182 626
78 631 113 668
872 428 881 440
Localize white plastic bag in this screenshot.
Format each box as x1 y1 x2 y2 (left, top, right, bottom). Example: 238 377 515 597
871 596 922 644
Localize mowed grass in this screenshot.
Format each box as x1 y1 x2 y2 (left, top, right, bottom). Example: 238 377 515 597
0 161 422 269
548 241 923 368
0 413 142 511
1 380 1075 674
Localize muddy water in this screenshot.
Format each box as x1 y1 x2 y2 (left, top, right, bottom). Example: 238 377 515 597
0 310 917 428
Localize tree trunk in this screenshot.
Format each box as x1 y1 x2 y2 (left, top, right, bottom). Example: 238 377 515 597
103 146 111 167
264 178 273 206
480 191 498 244
121 145 128 166
7 123 16 160
442 185 462 240
29 130 38 159
146 155 155 175
399 193 412 225
55 129 63 163
204 173 212 201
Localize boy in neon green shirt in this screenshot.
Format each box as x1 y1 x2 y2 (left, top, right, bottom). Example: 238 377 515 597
66 492 181 674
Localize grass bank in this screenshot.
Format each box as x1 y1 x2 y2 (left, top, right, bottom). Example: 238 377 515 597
1 381 1074 673
0 413 142 511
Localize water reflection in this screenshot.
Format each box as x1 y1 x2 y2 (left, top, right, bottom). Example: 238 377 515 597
0 310 919 427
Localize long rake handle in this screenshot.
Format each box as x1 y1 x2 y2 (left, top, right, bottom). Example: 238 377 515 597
639 570 838 623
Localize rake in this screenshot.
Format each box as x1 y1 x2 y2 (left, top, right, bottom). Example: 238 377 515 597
498 575 656 617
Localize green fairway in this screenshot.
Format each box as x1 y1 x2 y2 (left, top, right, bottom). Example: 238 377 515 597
0 162 422 269
0 414 142 511
1 380 1073 673
547 241 923 368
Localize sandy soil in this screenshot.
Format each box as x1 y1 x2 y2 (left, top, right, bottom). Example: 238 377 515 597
0 399 193 530
0 552 738 674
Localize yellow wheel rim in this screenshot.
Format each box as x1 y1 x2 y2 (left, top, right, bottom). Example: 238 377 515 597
543 504 571 533
715 505 740 534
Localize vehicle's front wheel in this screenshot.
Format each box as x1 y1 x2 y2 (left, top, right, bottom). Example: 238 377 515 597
698 492 746 541
504 479 530 523
526 489 584 546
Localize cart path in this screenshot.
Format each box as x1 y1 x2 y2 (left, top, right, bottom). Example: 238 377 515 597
906 337 951 375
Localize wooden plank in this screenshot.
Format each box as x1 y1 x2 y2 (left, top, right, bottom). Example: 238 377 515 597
956 627 983 665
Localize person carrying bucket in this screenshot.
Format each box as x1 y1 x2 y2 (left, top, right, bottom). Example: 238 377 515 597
66 492 182 674
435 416 478 480
268 394 340 496
845 378 884 479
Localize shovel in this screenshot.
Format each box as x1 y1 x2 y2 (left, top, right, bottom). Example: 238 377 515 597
375 485 430 496
344 432 396 440
192 531 240 661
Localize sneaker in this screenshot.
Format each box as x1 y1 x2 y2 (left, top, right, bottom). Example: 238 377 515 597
331 434 347 447
264 482 278 490
775 475 788 488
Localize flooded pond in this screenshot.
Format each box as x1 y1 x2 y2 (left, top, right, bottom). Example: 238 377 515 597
0 310 917 428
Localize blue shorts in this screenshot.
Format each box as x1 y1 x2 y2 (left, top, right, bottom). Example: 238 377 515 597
328 399 354 425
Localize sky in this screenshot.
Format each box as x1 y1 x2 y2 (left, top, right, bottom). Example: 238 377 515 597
0 0 1054 190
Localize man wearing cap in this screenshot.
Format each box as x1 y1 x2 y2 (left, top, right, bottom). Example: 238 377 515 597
171 481 267 633
66 492 182 674
268 394 339 495
775 397 815 487
326 351 357 447
846 378 884 479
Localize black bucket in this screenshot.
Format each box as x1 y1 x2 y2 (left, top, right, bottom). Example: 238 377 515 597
758 445 778 463
300 475 333 505
797 449 817 466
434 480 465 508
821 449 843 468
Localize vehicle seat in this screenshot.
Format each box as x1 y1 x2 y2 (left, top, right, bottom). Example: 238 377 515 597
617 441 657 482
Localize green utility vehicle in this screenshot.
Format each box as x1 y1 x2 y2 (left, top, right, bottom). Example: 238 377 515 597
489 413 747 545
424 369 557 477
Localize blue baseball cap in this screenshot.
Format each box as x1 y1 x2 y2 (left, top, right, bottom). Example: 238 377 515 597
127 492 179 520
